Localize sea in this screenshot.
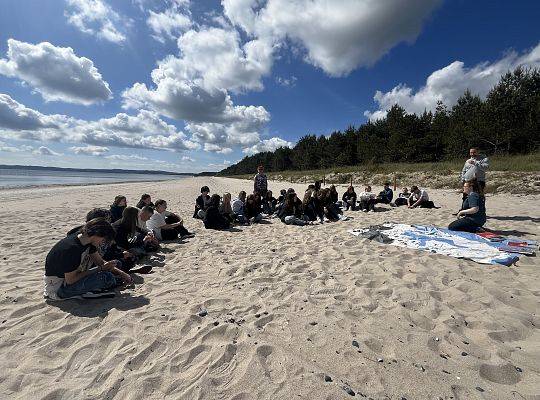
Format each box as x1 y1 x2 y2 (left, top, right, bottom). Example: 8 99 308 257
0 167 189 189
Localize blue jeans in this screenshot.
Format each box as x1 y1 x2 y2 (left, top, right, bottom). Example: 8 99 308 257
57 271 117 298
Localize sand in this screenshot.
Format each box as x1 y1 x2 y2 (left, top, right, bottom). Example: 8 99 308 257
0 177 538 400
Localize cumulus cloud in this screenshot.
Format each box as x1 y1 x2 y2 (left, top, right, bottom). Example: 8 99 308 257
223 0 441 76
365 42 540 120
70 145 109 156
0 140 33 153
65 0 132 44
0 39 112 105
181 155 195 162
147 8 192 42
106 154 148 161
243 137 294 155
276 76 297 87
34 146 61 156
0 93 199 153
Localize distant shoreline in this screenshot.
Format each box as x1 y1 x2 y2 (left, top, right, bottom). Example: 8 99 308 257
0 164 193 176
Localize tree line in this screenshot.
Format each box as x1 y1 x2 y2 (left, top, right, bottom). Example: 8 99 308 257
217 67 540 176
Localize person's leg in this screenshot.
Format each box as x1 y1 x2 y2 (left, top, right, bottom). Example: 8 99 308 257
197 210 206 219
253 213 263 223
285 216 306 226
368 199 376 211
419 201 435 209
448 217 479 232
165 215 180 224
161 228 179 240
57 271 117 298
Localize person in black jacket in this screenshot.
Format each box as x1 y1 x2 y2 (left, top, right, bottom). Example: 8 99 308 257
329 185 339 204
110 195 127 223
194 186 211 219
245 194 263 223
375 182 394 205
278 192 308 225
342 186 357 211
262 190 277 214
204 194 231 230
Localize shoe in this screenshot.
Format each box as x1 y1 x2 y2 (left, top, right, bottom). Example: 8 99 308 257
181 233 195 239
363 209 368 213
130 265 153 274
81 290 116 299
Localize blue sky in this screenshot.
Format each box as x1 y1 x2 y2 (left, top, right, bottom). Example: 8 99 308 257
0 0 538 172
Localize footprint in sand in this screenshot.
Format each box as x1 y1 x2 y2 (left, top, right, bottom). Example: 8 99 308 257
479 363 522 385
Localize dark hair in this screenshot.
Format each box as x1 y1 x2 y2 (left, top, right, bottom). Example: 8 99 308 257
238 190 246 200
302 189 312 206
307 184 315 190
347 185 355 193
154 199 167 208
411 185 419 192
201 186 210 193
315 180 322 190
140 193 151 201
284 192 297 211
265 190 273 199
112 195 127 207
119 206 139 234
140 205 154 215
287 188 295 194
82 218 115 240
384 182 390 186
210 194 221 207
86 208 111 222
280 189 286 195
465 179 483 195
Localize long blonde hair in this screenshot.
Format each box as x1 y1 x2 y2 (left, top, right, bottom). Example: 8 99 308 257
220 192 233 214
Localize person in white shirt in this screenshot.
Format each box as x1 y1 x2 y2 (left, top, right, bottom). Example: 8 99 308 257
137 206 159 248
231 191 248 224
358 185 376 212
408 186 435 208
146 199 194 241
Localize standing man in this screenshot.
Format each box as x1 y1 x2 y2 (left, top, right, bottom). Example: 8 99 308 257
461 148 489 192
254 165 268 197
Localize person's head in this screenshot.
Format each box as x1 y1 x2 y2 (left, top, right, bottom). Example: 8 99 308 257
315 180 322 191
307 184 315 191
246 194 255 204
285 192 296 207
81 218 115 247
265 190 273 199
139 205 154 222
86 208 111 222
238 190 246 202
402 187 409 193
384 182 390 189
280 189 286 196
410 185 420 193
139 193 151 205
347 185 354 193
464 179 482 195
287 188 295 194
210 194 221 207
302 189 312 205
113 195 127 207
154 199 167 213
329 185 337 193
201 186 210 195
469 148 479 158
120 206 139 233
257 165 264 173
223 192 231 204
364 185 371 192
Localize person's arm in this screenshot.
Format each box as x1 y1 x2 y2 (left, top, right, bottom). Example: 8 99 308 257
475 157 489 171
458 193 479 217
461 161 468 181
458 206 479 217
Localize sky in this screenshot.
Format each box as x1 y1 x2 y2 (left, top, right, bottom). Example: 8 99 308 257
0 0 538 173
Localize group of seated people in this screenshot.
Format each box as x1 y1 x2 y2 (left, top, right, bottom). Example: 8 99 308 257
44 193 194 300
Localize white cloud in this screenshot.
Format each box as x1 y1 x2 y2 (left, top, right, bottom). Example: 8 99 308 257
70 145 109 156
243 137 293 155
34 146 61 156
0 39 112 105
365 42 540 120
0 93 199 153
223 0 441 76
0 140 33 153
181 155 195 162
147 8 192 42
65 0 132 44
276 76 297 87
106 154 148 161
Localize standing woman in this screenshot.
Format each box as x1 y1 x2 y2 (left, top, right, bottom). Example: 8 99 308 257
110 195 127 222
448 180 486 232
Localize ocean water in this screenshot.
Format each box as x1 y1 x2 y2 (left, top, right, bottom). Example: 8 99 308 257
0 168 188 189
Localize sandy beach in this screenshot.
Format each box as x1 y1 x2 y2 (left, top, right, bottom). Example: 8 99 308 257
0 176 538 400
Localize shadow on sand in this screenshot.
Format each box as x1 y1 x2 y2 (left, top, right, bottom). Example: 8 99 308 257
47 293 150 318
488 215 540 224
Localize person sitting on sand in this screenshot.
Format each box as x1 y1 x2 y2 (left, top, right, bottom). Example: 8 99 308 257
44 218 132 300
137 206 159 250
113 207 158 256
408 186 435 208
448 180 486 232
245 194 263 223
329 185 339 204
136 193 154 209
219 193 235 223
302 189 318 222
394 187 410 207
232 191 248 224
147 199 193 241
358 186 377 212
376 182 393 205
342 186 357 211
204 194 232 230
110 195 127 223
263 190 277 214
194 186 211 219
319 188 342 221
278 192 309 226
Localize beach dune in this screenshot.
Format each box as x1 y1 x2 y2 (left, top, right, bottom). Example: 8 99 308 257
0 177 538 399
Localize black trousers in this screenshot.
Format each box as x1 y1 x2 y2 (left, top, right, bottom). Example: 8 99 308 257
359 199 376 211
448 217 481 233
